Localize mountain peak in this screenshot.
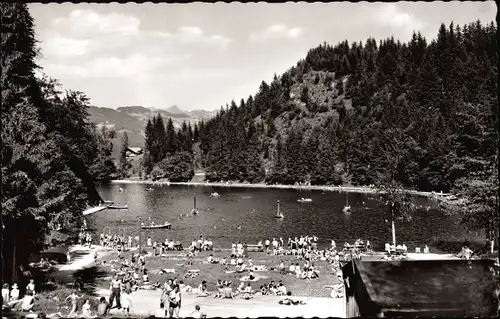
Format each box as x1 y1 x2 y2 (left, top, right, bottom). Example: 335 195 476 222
165 105 186 115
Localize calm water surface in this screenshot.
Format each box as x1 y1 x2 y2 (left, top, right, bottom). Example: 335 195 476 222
89 184 473 253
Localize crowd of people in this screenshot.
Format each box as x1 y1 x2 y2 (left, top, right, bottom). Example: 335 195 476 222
3 225 391 318
3 280 37 312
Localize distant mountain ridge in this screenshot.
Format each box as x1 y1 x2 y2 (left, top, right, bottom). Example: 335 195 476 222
87 105 215 156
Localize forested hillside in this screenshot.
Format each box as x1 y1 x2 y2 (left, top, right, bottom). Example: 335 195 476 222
1 3 116 283
195 21 497 195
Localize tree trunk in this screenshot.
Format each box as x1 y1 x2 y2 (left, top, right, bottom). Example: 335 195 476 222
392 220 396 246
12 237 17 282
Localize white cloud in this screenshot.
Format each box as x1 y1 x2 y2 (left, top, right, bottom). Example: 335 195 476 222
250 24 304 41
42 36 89 57
52 9 140 36
375 4 425 35
44 53 192 79
177 26 231 47
38 9 231 80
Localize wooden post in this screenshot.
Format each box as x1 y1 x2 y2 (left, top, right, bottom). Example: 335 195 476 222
139 230 142 255
391 220 396 246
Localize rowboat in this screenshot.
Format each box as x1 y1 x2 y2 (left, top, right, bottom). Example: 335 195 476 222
107 204 128 210
297 198 312 203
141 223 171 230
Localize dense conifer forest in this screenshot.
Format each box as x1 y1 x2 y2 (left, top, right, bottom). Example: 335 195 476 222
1 4 117 282
143 21 497 193
141 21 498 246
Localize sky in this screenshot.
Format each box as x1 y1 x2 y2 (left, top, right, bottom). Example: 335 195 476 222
29 2 495 111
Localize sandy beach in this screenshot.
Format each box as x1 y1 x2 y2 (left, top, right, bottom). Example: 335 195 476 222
110 179 454 200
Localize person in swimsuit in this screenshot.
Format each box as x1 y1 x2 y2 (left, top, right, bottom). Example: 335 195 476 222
65 291 82 317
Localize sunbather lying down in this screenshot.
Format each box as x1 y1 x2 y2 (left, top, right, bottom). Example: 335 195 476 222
159 268 176 274
279 298 306 306
279 292 306 305
250 265 268 272
240 273 267 282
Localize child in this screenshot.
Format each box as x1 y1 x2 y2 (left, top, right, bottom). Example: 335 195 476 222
81 299 93 318
241 283 253 300
10 283 19 301
65 291 82 317
26 279 36 295
121 289 132 316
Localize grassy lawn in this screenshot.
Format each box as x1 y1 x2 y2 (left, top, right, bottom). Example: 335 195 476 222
97 247 342 298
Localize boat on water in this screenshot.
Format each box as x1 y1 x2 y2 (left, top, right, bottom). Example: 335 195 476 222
103 200 114 204
107 204 128 210
141 222 171 230
343 205 351 214
274 213 284 219
191 208 199 215
297 198 312 203
210 192 220 197
145 187 154 191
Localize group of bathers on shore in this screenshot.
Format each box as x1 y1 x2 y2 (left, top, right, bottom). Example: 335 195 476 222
258 235 320 256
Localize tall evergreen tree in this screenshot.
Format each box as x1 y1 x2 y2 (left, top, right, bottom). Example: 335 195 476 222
119 132 130 178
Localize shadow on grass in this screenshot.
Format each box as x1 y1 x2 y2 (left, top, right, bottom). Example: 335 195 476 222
37 266 109 297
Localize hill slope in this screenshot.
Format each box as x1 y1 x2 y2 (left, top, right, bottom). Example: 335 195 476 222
196 21 497 195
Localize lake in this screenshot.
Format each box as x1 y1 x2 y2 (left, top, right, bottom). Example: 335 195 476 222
89 183 478 253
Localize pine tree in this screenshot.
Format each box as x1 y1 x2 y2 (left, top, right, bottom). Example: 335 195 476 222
119 132 130 178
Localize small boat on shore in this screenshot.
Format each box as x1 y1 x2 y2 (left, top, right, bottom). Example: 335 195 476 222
297 198 312 203
103 200 114 204
107 204 128 210
141 222 171 230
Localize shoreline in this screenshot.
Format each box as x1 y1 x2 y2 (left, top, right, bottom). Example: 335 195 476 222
110 179 454 200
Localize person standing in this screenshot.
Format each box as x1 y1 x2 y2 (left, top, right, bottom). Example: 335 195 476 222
120 289 132 316
161 279 173 317
65 291 82 317
168 285 181 318
2 283 10 306
108 275 122 310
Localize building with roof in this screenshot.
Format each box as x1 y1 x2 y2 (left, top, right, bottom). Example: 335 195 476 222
342 259 498 317
126 147 143 158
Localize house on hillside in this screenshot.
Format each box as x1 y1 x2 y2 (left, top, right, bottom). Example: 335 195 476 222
126 147 143 158
342 259 498 317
